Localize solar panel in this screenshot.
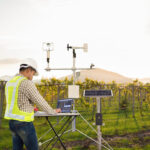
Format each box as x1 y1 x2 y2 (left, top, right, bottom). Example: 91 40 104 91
83 90 113 97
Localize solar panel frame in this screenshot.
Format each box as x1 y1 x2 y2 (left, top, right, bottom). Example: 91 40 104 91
83 90 113 97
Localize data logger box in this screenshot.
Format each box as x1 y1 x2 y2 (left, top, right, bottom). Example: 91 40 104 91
68 85 79 99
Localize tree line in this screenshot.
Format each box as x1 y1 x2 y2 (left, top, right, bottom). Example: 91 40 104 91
36 78 150 119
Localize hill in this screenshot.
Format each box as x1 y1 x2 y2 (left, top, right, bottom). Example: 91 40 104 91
60 68 133 84
139 78 150 84
0 75 12 81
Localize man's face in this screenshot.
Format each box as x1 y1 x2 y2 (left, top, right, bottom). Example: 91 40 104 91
26 68 36 80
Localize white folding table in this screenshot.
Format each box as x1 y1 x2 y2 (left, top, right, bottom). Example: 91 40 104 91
34 111 79 150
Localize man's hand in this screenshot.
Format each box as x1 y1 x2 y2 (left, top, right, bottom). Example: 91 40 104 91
55 108 61 113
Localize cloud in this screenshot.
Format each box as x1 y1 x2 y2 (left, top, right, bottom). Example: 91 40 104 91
0 58 21 65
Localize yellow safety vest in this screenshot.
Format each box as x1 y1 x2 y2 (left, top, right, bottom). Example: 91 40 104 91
4 76 34 122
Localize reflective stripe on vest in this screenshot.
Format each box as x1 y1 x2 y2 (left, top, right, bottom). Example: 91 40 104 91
4 76 34 122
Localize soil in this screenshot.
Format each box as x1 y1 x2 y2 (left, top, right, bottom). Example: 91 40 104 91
61 130 150 149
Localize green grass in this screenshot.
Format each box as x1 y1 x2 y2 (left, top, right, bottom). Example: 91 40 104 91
1 111 150 149
1 100 150 149
0 120 12 149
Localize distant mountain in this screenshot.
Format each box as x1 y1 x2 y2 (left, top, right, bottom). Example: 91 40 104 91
1 69 149 84
0 75 41 84
60 68 133 84
139 78 150 84
0 75 12 81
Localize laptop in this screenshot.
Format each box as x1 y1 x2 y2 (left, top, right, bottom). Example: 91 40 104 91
57 99 73 113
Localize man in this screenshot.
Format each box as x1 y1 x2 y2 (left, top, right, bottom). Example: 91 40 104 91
4 58 61 150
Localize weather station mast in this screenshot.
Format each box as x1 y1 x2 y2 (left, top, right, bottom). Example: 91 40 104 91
42 42 94 131
42 43 113 150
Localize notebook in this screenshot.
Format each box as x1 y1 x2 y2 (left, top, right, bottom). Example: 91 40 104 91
57 99 73 113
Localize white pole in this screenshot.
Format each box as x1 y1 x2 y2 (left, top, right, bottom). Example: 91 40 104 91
97 97 102 150
72 49 76 86
72 53 76 132
45 68 91 71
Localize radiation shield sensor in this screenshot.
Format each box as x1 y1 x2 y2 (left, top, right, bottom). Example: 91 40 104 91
83 89 113 98
42 42 54 71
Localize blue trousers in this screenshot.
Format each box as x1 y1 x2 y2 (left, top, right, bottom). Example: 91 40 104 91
9 120 39 150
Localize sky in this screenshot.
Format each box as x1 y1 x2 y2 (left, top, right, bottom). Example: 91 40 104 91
0 0 150 79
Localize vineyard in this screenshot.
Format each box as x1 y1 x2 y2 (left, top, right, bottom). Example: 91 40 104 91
1 78 150 149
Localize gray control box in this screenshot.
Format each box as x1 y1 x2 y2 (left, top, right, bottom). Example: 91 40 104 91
96 113 102 125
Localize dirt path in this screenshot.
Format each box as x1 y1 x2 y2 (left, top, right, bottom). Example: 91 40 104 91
63 130 150 149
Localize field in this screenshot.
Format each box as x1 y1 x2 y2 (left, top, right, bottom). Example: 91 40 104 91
1 80 150 149
1 103 150 150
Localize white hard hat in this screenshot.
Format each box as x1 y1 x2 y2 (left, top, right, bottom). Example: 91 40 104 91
20 58 39 76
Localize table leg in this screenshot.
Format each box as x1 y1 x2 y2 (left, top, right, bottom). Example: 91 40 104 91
45 116 67 150
50 116 76 150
